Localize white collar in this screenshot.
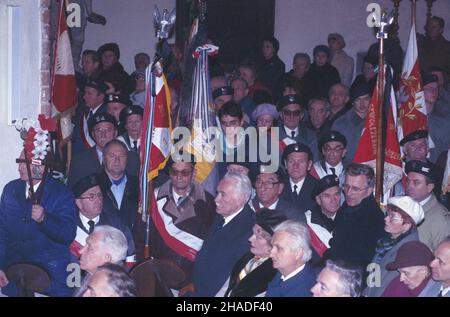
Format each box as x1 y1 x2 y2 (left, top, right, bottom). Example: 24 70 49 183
419 195 432 206
281 264 305 281
259 199 279 210
25 181 41 198
440 285 450 296
325 161 343 175
284 126 299 137
223 206 244 226
79 213 100 230
290 177 306 192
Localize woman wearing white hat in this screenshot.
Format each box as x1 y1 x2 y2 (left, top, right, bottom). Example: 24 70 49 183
363 196 425 297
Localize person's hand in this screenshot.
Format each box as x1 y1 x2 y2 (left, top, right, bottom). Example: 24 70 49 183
31 204 45 223
0 270 9 288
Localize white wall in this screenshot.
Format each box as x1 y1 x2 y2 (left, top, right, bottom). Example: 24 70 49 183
275 0 450 75
84 0 176 73
0 0 42 194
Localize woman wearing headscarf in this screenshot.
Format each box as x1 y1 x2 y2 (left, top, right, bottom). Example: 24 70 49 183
223 208 287 297
364 196 425 297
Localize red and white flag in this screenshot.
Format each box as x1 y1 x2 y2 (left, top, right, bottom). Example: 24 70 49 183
51 1 77 139
398 24 428 142
353 67 403 202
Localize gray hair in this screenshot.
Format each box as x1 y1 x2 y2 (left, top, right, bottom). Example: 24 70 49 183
308 97 331 113
221 172 253 204
325 260 363 297
93 225 128 264
273 220 312 263
345 163 375 188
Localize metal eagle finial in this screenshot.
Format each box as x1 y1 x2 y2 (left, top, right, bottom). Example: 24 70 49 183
154 5 176 40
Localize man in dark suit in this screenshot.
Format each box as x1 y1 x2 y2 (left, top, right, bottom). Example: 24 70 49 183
191 173 255 297
266 220 316 297
68 112 139 188
96 140 139 230
250 164 306 223
279 143 318 215
70 174 136 267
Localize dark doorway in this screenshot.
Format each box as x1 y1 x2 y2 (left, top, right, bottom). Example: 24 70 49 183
176 0 275 65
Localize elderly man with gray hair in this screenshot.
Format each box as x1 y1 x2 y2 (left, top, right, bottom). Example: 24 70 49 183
265 220 316 297
311 260 363 297
191 173 255 297
79 225 128 275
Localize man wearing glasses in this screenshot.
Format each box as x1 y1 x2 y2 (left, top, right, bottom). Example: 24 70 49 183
277 94 317 159
323 163 385 274
149 156 216 287
70 174 136 267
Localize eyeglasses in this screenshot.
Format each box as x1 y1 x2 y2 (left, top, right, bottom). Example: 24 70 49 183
93 127 115 134
169 168 193 177
79 192 103 201
341 184 369 193
386 212 403 223
255 180 280 189
283 110 301 117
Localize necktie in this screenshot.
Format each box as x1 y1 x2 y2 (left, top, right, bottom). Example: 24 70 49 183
330 167 336 176
177 196 184 206
87 110 94 121
88 220 95 234
291 131 296 138
132 140 138 152
293 184 298 195
213 217 225 235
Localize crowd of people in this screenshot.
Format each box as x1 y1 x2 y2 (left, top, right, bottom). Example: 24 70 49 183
0 13 450 297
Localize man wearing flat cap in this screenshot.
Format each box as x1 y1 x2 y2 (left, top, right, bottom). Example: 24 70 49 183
224 208 287 297
405 160 450 251
72 78 108 154
310 130 347 182
328 33 354 87
307 45 341 100
97 42 131 94
331 81 372 162
277 94 317 158
70 174 136 267
68 112 140 188
117 105 143 153
279 143 318 215
250 163 306 224
306 175 342 258
381 241 434 297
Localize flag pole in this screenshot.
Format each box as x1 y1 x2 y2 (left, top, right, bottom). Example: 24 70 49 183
411 0 417 27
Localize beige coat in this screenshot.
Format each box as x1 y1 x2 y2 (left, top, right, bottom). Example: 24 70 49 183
419 193 450 251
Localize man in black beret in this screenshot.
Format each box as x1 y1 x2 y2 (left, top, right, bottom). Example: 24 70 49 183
212 86 234 111
106 93 131 127
71 174 136 266
310 130 347 182
400 129 430 162
72 78 108 155
68 113 140 189
305 175 341 258
117 105 143 153
277 94 317 158
279 143 318 215
250 163 306 224
331 81 372 161
405 160 450 251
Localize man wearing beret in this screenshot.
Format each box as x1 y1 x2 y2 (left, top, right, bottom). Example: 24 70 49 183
72 78 108 154
323 163 385 272
97 42 131 94
70 174 136 267
331 81 372 162
250 164 306 224
68 112 139 188
405 160 450 250
212 86 234 112
106 93 131 130
310 130 347 182
279 143 318 215
117 105 143 153
277 94 317 159
306 175 342 257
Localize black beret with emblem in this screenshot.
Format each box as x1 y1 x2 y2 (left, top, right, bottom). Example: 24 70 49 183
256 208 288 236
119 105 144 126
277 94 305 111
311 174 340 199
88 112 118 133
399 130 428 146
282 142 313 163
350 81 371 102
212 86 234 99
318 130 347 151
405 160 438 183
422 73 438 87
85 79 108 94
106 93 131 106
72 174 100 196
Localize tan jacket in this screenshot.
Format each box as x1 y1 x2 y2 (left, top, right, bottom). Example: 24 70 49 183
419 193 450 251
